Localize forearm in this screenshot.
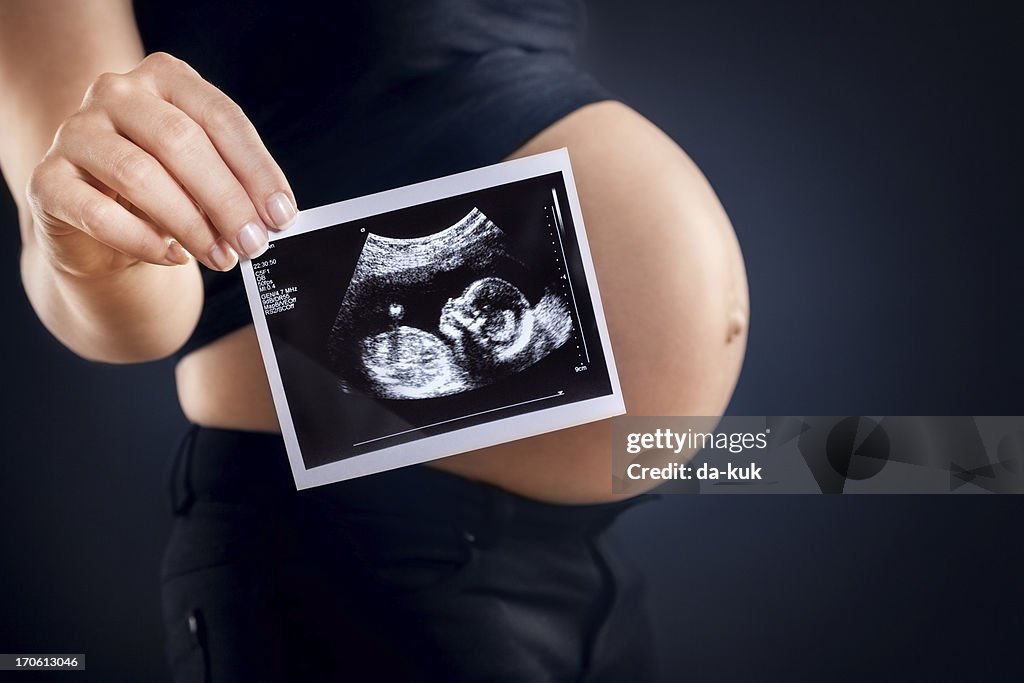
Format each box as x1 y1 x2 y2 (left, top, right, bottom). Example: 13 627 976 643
21 241 202 363
1 1 204 361
0 0 144 217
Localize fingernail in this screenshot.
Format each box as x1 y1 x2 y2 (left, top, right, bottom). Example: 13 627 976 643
166 239 191 265
208 240 238 271
266 192 296 230
237 222 269 259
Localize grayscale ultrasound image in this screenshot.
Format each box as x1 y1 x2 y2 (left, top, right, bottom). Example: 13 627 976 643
329 209 573 399
259 170 615 467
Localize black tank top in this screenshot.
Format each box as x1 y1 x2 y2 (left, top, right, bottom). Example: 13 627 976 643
132 0 610 357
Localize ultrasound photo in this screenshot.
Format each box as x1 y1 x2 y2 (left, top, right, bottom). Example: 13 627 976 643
241 150 623 488
329 208 573 400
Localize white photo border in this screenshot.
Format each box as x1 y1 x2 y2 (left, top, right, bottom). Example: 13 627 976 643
240 148 624 489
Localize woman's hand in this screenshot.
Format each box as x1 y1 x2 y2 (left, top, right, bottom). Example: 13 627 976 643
26 51 296 277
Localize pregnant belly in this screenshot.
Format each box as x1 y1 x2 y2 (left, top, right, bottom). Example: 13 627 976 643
175 326 645 504
175 104 749 503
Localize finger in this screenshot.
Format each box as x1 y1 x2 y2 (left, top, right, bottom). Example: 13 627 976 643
61 131 238 271
105 90 271 260
138 53 298 230
34 171 188 268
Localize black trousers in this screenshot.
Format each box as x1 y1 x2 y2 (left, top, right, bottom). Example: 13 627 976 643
161 426 657 682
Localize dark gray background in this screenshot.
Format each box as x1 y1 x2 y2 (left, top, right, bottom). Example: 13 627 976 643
1 1 1021 680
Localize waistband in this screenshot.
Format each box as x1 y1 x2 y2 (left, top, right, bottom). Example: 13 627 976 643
169 425 656 534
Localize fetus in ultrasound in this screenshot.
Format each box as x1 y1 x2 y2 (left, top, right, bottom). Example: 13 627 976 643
330 208 574 400
438 278 571 375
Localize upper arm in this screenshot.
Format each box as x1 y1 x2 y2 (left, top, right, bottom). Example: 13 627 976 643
0 0 144 219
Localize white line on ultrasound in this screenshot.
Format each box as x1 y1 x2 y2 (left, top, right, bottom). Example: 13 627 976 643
352 390 566 447
551 189 590 364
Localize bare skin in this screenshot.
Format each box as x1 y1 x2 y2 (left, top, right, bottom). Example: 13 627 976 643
2 2 748 504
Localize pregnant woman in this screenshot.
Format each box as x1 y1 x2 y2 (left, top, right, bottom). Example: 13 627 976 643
0 1 748 681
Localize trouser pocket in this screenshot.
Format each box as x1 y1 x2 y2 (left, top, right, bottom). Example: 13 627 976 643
340 510 479 594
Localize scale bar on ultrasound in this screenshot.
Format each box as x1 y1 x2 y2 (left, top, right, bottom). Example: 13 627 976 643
352 391 567 447
551 188 590 364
